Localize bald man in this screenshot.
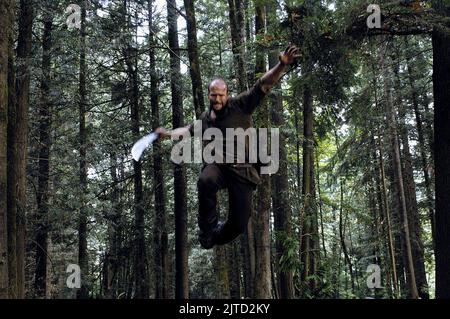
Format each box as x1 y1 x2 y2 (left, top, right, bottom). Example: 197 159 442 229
157 44 299 249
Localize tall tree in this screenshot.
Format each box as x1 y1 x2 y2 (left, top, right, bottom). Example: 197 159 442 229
0 0 13 299
77 1 89 299
183 0 205 118
167 0 189 299
214 245 230 299
432 1 450 300
214 195 231 299
103 152 121 299
300 83 319 293
287 2 349 294
13 0 33 298
406 56 435 251
267 0 294 299
382 47 419 299
253 1 271 299
394 63 428 298
118 0 150 299
228 0 254 298
126 40 149 299
375 130 399 297
228 0 248 91
338 179 355 294
228 242 241 299
7 0 17 298
35 14 53 298
149 0 169 299
240 231 254 298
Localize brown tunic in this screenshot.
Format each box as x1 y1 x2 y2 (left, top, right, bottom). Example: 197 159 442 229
189 79 267 186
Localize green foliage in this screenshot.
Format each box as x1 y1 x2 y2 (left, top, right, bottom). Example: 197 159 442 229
277 231 301 274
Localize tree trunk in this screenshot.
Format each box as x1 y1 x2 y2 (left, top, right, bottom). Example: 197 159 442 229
267 5 294 300
77 2 89 299
115 155 126 298
13 0 33 298
214 192 229 301
382 49 419 299
149 0 169 299
376 134 399 298
395 81 429 299
253 3 271 299
300 84 319 293
421 92 434 164
183 0 205 118
369 64 397 297
339 179 355 295
128 48 148 298
104 153 121 299
229 0 253 298
215 245 230 299
315 154 327 259
227 0 248 91
167 0 189 299
270 89 295 299
240 228 254 298
368 151 386 299
120 0 150 299
387 144 408 297
228 242 241 299
35 16 53 299
0 0 13 299
432 16 450 300
7 6 17 298
294 100 301 195
406 54 435 252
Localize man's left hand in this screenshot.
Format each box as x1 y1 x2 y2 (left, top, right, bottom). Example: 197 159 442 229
279 44 300 66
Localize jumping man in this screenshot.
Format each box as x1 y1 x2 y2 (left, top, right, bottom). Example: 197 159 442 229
156 44 300 249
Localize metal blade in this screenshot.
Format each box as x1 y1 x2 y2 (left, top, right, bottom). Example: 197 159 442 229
131 132 159 162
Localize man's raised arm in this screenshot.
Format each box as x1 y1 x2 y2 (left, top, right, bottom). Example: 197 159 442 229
259 44 300 94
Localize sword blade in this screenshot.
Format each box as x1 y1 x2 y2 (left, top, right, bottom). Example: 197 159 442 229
131 132 159 161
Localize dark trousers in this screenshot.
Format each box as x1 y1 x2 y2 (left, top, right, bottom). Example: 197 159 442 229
197 164 254 245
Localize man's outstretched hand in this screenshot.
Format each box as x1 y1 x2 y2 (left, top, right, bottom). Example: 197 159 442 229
155 126 191 139
155 127 170 139
279 44 300 66
259 43 301 93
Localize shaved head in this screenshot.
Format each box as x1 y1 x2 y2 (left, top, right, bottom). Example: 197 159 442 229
208 78 228 93
208 78 229 112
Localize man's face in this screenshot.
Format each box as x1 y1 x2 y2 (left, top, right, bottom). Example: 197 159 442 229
208 81 228 111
